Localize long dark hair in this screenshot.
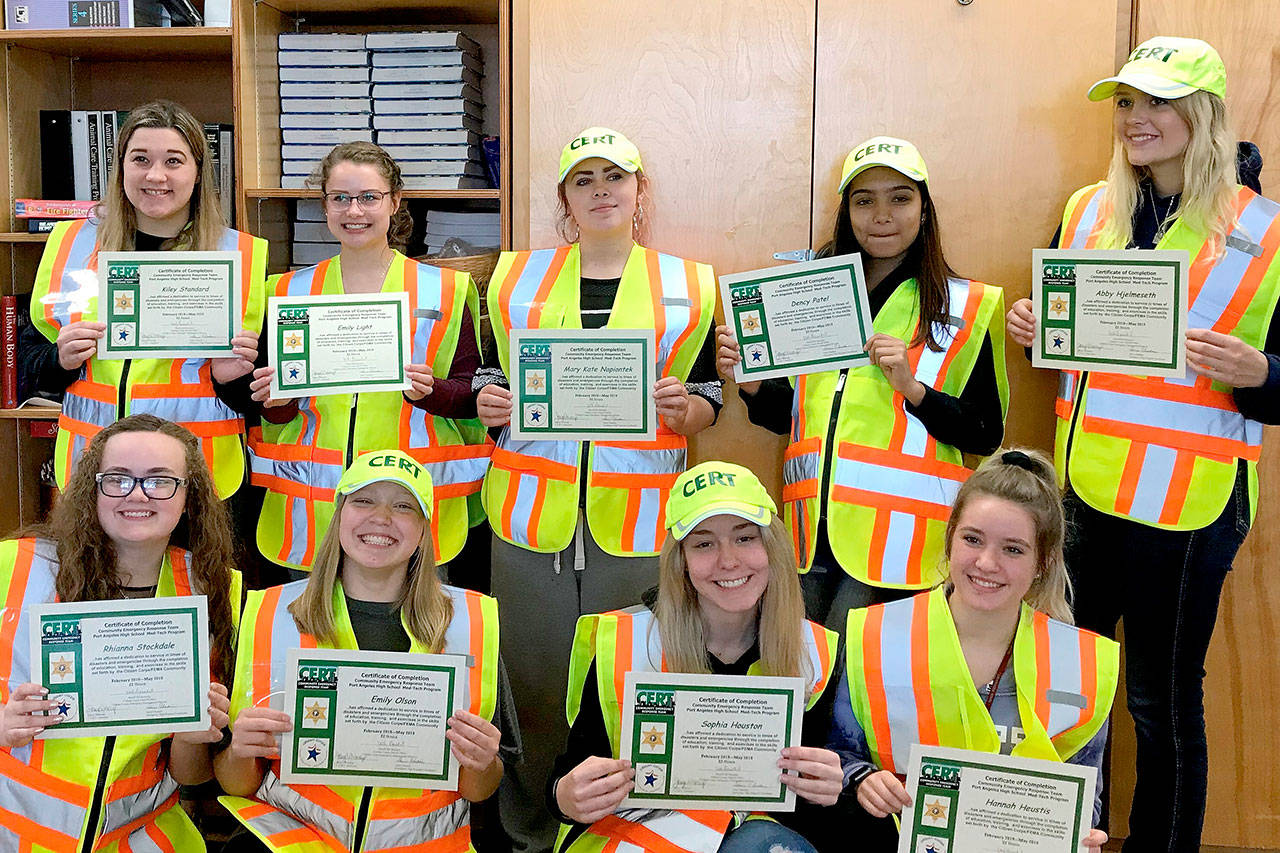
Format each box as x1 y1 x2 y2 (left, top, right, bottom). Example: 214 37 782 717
817 179 957 351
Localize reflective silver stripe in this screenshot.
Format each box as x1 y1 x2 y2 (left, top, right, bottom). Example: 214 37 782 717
364 799 468 851
0 773 88 841
256 772 354 849
100 771 179 837
61 391 116 429
592 444 685 476
1085 387 1260 448
783 450 818 486
423 452 490 489
611 808 724 853
240 803 316 844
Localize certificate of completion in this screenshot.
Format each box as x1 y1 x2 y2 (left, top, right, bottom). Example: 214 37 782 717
508 328 656 442
97 251 241 360
1032 249 1189 377
719 253 874 383
618 671 804 811
281 648 467 790
267 293 411 399
27 596 210 738
898 744 1097 853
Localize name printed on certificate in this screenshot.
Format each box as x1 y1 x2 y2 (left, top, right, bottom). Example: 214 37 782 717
509 327 656 442
268 292 412 399
28 596 211 738
97 251 242 360
719 252 875 383
619 671 805 812
898 744 1097 853
1031 248 1189 378
281 648 467 790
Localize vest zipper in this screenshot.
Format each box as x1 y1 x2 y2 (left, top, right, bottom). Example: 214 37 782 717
1062 371 1089 487
80 736 116 853
346 393 359 467
817 369 848 522
352 786 373 852
116 360 132 418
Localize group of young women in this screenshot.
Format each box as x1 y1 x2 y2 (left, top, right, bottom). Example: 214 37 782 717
1 33 1274 853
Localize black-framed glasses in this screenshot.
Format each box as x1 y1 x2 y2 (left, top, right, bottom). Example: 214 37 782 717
322 190 391 209
95 473 188 500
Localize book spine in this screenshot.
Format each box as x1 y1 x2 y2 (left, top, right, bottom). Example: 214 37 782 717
39 111 75 200
2 296 17 410
102 111 116 187
219 126 234 225
70 112 91 201
26 218 64 234
14 200 98 218
87 112 102 201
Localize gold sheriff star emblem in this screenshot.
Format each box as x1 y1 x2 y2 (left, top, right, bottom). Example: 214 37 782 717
49 655 74 678
303 700 328 725
641 725 665 749
923 798 949 822
528 374 545 391
1049 295 1068 315
742 314 761 333
113 292 134 313
285 332 304 349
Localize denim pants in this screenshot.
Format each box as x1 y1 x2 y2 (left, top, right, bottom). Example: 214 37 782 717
1063 466 1250 853
717 819 818 853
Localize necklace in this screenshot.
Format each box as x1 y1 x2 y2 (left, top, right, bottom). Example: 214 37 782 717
1146 181 1180 243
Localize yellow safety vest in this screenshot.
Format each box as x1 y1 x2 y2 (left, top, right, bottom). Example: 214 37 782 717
483 243 716 556
221 577 500 853
32 219 268 499
556 606 838 853
0 537 241 852
845 587 1118 776
249 253 492 569
782 278 1008 587
1055 182 1280 529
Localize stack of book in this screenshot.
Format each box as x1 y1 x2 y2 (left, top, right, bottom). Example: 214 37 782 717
291 198 339 267
278 33 374 189
424 209 500 255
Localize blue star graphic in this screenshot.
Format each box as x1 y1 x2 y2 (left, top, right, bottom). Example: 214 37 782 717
531 409 542 422
57 700 72 715
118 328 129 341
751 349 763 362
644 771 658 787
289 366 301 379
1051 334 1065 349
307 745 321 760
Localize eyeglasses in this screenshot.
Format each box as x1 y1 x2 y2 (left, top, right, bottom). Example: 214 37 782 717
95 473 188 500
322 190 391 209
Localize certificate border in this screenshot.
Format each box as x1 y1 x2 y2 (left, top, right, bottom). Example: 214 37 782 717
508 327 657 442
280 647 467 790
97 251 242 360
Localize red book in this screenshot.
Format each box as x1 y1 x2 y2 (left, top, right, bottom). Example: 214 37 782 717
13 199 97 219
28 420 58 439
1 295 16 409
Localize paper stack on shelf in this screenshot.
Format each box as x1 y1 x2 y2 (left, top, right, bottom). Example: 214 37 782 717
424 209 500 255
291 198 338 268
278 33 372 189
367 31 489 190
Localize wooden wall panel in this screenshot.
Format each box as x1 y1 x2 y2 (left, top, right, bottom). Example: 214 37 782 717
1119 5 1280 847
512 0 816 486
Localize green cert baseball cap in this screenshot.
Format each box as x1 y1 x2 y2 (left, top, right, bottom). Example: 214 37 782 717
335 450 434 518
557 126 643 183
837 136 929 195
665 461 777 541
1088 36 1226 101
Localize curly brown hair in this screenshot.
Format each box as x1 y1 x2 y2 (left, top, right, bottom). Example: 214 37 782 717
308 141 413 250
24 415 237 683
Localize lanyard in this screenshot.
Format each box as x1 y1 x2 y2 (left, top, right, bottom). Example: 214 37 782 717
983 640 1015 712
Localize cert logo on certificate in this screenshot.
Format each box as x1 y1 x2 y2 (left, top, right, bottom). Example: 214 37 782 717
1031 249 1189 378
281 648 467 790
27 596 211 738
96 251 242 360
719 252 875 382
618 671 805 812
897 745 1097 853
267 293 412 399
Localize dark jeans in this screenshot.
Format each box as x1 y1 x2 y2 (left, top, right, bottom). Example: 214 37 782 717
1064 467 1250 853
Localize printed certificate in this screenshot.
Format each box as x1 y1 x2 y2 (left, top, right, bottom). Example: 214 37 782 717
509 328 656 442
719 253 874 383
281 648 467 790
97 251 241 360
619 671 804 811
268 293 411 398
28 596 210 738
898 744 1097 853
1031 249 1189 377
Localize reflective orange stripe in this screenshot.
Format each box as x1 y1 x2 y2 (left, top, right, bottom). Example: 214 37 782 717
1062 186 1103 249
645 251 667 375
593 814 730 853
106 744 165 799
1033 613 1052 727
368 791 454 819
590 470 679 489
865 512 891 584
252 442 344 464
0 749 90 803
860 608 895 771
1113 442 1147 516
67 379 118 404
612 615 633 709
809 622 832 697
237 231 255 314
1158 451 1197 526
831 487 954 521
1210 188 1280 332
254 473 336 502
494 253 532 324
909 599 937 745
237 802 274 820
904 524 929 587
311 259 332 296
1089 373 1238 408
44 220 90 328
425 266 454 365
0 540 35 702
143 820 176 853
0 805 78 853
302 495 318 566
379 825 471 853
253 587 283 703
170 549 193 597
490 447 577 482
269 826 345 850
1083 416 1247 462
932 284 983 399
839 443 970 479
294 784 354 820
96 789 180 845
667 259 705 375
465 594 484 716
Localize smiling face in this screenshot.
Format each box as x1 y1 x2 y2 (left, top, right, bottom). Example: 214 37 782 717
845 166 923 264
122 127 198 236
680 514 771 621
337 481 426 575
324 160 398 252
1113 84 1192 184
947 495 1040 620
95 431 189 550
561 157 639 238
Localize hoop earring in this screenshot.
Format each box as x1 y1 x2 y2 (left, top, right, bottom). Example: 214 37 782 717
632 202 643 238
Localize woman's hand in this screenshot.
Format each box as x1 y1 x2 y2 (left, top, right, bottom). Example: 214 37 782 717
778 746 844 806
554 756 634 824
211 330 259 384
1 683 61 748
1082 828 1108 852
653 376 691 427
865 333 925 405
173 683 231 745
1186 329 1269 388
1006 298 1036 348
446 710 500 772
227 706 292 761
249 366 293 409
715 324 760 394
477 384 513 427
55 321 106 371
856 769 912 818
405 363 435 401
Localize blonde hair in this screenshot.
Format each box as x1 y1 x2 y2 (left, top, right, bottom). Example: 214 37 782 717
97 100 227 252
942 448 1072 623
654 516 813 685
288 491 453 649
308 142 412 250
1099 90 1239 255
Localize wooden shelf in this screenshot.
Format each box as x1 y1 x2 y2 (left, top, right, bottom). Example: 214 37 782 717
245 188 500 200
0 407 60 420
253 0 497 23
0 27 232 60
0 232 50 243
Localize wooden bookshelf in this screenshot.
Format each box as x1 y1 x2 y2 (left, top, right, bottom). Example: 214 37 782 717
0 232 50 243
244 188 500 200
0 407 60 419
0 27 233 60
